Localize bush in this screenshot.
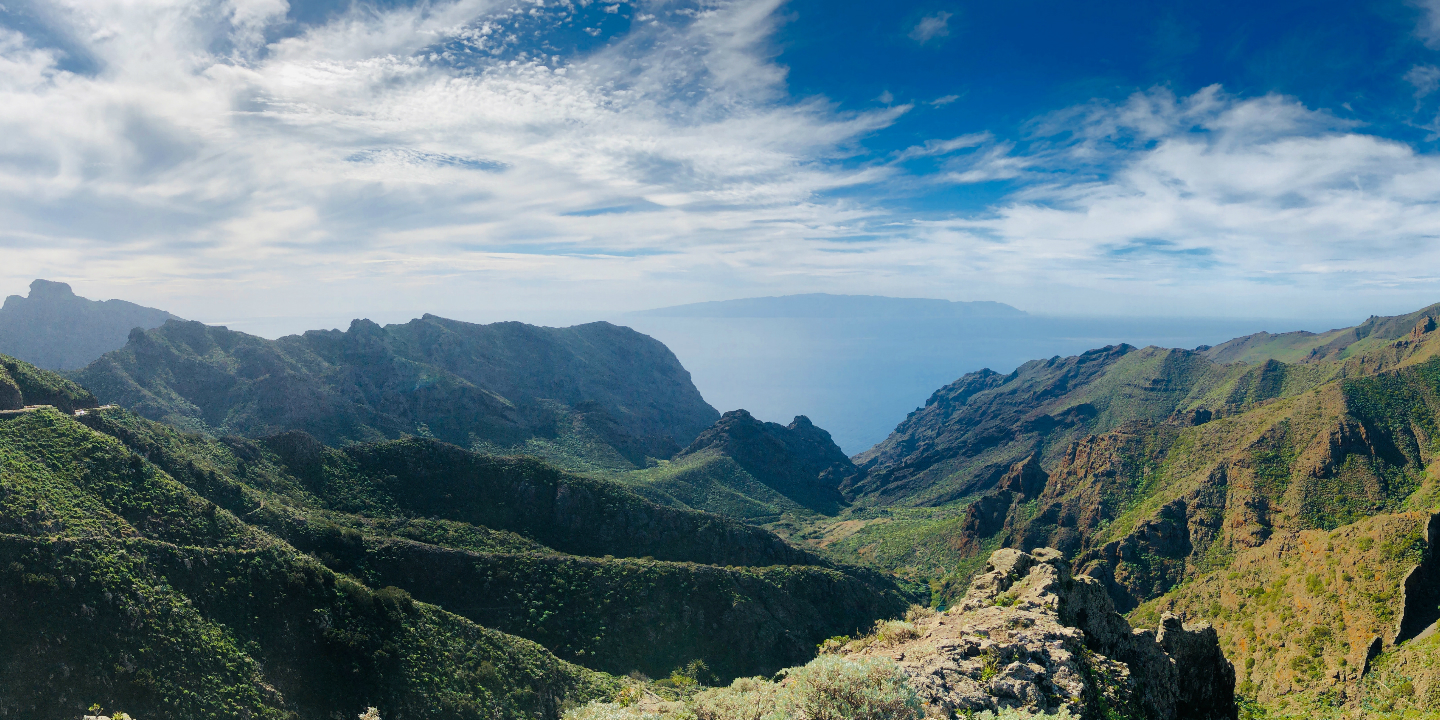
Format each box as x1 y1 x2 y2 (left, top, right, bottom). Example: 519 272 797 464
565 703 686 720
816 635 850 654
567 656 921 720
972 708 1075 719
782 655 922 720
872 619 920 644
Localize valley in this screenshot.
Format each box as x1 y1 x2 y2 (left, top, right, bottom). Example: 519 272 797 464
2 283 1440 719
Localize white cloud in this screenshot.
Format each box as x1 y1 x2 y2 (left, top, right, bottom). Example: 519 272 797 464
893 132 990 161
1407 64 1440 99
1413 0 1440 48
918 87 1440 314
0 0 915 328
0 4 1439 328
908 11 951 45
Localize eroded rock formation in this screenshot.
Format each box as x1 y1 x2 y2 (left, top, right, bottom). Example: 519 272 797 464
849 548 1236 719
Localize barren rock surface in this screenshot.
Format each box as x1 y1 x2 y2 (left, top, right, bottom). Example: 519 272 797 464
846 548 1236 719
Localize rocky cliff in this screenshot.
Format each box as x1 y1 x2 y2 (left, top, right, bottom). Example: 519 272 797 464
846 547 1236 719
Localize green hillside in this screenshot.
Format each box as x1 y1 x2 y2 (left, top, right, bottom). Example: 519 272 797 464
0 352 909 718
0 405 614 720
73 315 718 457
790 302 1440 716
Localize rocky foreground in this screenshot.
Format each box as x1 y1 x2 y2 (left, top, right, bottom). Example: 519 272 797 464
845 547 1237 719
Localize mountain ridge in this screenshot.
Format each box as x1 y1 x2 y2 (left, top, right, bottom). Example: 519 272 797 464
0 280 178 371
74 315 719 458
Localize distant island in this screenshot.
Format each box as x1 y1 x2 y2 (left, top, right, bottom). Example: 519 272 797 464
632 293 1028 319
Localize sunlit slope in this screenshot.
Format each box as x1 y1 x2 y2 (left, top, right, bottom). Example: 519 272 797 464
76 408 911 683
0 407 614 720
1201 301 1440 365
853 303 1440 511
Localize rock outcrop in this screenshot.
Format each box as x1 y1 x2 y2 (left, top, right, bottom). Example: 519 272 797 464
676 409 855 514
849 548 1236 719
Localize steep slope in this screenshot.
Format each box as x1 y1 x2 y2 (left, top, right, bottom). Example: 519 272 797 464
0 406 614 720
74 408 911 683
849 344 1251 506
1200 302 1440 365
1132 511 1438 716
650 410 855 515
0 280 177 370
74 315 718 457
1 353 99 412
853 302 1440 510
838 302 1440 716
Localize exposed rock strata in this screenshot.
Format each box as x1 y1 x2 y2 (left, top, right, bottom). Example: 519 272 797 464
849 548 1236 719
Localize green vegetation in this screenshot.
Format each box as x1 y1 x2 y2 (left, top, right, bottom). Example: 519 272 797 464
563 654 923 720
0 355 910 718
0 408 616 719
0 352 97 412
73 315 718 454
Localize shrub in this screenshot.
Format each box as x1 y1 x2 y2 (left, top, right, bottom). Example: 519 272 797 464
569 656 922 720
872 619 920 644
816 635 850 654
781 655 922 720
565 703 685 720
904 605 936 624
692 677 785 720
972 708 1075 719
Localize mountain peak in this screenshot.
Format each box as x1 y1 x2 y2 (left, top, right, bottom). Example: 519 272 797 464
0 280 178 370
28 279 76 299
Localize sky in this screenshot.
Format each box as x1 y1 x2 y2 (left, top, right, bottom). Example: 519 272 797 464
4 0 1440 332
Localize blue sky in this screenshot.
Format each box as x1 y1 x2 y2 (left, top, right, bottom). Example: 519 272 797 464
3 0 1440 333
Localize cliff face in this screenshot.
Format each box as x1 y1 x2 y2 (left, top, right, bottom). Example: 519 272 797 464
0 280 177 371
675 409 856 515
845 547 1236 719
74 315 718 455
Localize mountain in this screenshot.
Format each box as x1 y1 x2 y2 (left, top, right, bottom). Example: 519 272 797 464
621 295 1349 453
614 410 859 522
818 301 1440 715
73 315 719 459
634 293 1027 319
0 354 909 718
0 280 177 371
1198 302 1440 364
